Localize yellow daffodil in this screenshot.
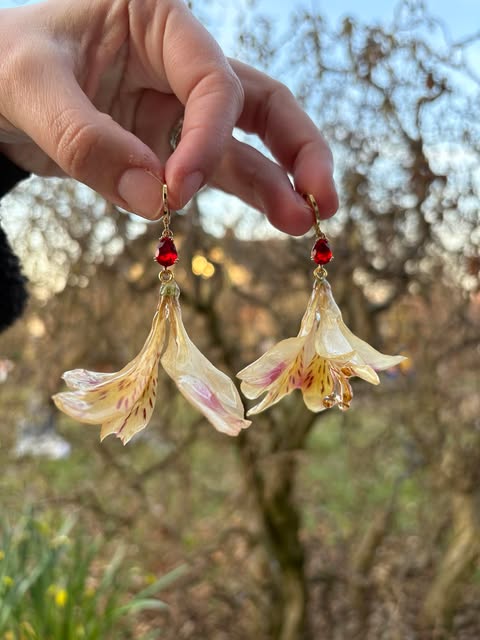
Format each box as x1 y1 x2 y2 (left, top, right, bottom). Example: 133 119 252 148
55 589 68 608
238 277 406 415
53 280 251 443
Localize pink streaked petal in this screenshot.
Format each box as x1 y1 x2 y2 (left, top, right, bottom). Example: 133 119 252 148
245 375 294 415
161 299 250 436
176 374 250 436
237 337 305 397
182 377 224 411
245 350 307 415
100 370 158 445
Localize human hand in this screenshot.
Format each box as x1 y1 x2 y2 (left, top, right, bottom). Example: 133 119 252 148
0 0 337 235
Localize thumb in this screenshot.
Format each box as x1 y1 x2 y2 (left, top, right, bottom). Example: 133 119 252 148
6 60 165 219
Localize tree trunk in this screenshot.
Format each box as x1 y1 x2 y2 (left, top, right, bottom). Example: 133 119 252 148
421 491 480 630
238 435 310 640
263 454 307 640
349 506 394 639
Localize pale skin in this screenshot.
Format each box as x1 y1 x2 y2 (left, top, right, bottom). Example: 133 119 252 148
0 0 338 235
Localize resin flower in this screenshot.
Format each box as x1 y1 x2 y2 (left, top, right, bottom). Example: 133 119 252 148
53 280 250 443
237 277 406 415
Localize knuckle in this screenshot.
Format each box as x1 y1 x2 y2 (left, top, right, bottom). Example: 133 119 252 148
53 112 104 178
270 81 294 104
223 68 245 109
209 66 245 111
255 81 295 138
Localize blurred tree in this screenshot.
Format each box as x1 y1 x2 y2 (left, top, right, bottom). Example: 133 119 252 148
0 1 479 639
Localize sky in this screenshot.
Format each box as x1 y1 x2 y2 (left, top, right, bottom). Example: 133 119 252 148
1 0 477 58
206 0 480 65
0 0 478 37
258 0 478 39
197 0 480 239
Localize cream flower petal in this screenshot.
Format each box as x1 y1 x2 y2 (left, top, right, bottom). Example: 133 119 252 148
346 363 380 385
99 368 159 444
237 276 406 415
340 325 407 370
62 370 115 389
61 312 165 392
301 356 335 412
315 279 406 371
52 311 164 426
54 279 251 442
311 282 357 360
161 296 251 436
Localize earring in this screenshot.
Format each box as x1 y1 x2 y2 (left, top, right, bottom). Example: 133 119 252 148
237 194 406 415
53 185 251 444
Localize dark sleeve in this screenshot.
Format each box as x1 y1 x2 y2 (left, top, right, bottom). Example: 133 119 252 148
0 154 29 331
0 153 30 198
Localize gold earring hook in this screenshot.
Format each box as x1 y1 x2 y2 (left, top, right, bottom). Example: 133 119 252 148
160 184 173 238
304 193 325 239
162 184 169 216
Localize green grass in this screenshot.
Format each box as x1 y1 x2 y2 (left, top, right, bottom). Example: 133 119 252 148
0 510 186 640
300 407 425 537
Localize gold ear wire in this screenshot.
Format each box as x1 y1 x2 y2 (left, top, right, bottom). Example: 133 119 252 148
304 193 326 239
162 183 169 215
160 184 173 239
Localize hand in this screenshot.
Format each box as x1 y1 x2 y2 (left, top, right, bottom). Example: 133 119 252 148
0 0 338 235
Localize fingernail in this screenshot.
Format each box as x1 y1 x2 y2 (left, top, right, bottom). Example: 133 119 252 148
181 171 204 206
118 168 163 218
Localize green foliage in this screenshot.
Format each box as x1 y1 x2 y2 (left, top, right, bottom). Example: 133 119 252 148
0 511 186 640
302 409 424 535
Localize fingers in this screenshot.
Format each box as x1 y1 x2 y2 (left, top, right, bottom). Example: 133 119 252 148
210 139 314 236
0 0 336 233
1 0 244 218
230 60 339 224
146 2 244 210
2 47 165 218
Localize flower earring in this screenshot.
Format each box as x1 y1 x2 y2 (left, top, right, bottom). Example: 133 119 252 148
53 185 251 444
237 194 406 415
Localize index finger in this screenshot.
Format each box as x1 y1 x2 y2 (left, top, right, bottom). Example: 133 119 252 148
230 59 338 220
150 2 244 208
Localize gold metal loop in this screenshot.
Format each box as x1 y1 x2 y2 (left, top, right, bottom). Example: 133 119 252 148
304 193 325 239
161 183 172 236
169 116 184 152
162 184 169 216
158 269 174 283
314 265 328 281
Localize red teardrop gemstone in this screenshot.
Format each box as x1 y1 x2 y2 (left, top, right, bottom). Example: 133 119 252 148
311 237 333 265
155 237 178 267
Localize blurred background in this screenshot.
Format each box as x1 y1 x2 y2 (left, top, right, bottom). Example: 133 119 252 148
0 0 479 638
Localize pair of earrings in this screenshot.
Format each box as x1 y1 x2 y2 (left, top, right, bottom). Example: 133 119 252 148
53 188 405 444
